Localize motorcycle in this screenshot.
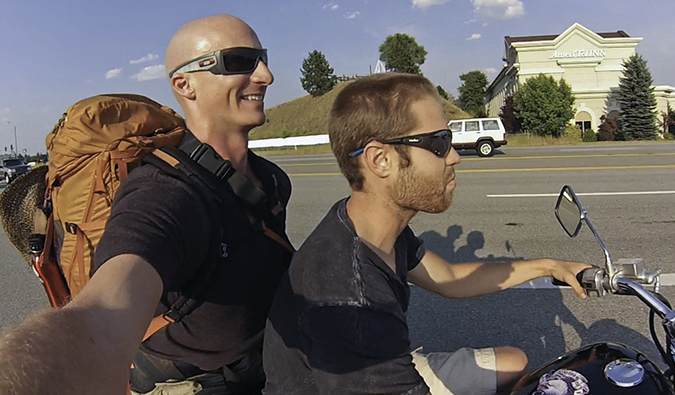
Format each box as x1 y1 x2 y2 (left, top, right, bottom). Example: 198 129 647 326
510 185 675 395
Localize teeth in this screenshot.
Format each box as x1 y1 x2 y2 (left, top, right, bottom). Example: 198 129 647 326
242 95 263 101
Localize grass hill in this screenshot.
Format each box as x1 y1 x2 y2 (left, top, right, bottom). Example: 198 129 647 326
250 80 471 140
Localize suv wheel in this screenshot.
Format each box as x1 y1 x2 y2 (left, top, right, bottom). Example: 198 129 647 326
4 173 9 184
476 140 494 157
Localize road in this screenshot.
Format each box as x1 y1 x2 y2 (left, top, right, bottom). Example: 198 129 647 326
0 142 674 370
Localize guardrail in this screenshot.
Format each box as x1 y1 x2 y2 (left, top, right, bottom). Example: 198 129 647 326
249 134 329 149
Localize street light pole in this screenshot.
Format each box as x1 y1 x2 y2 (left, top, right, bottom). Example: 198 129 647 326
13 126 17 157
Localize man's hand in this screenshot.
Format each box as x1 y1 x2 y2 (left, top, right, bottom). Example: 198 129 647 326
548 259 593 299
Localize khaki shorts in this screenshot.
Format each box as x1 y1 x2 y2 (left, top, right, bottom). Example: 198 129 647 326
412 347 497 395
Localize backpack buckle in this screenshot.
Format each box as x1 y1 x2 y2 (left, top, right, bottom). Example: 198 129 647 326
64 222 78 235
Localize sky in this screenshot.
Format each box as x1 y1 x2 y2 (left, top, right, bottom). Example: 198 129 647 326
1 0 674 155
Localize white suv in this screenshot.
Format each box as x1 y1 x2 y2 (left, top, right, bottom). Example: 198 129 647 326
447 118 508 157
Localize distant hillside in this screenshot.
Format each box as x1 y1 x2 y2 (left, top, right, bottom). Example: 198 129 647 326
250 80 471 140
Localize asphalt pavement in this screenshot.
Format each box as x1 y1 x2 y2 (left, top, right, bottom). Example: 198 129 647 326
0 142 674 371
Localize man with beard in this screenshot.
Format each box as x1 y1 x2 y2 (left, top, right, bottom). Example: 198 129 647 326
262 73 590 395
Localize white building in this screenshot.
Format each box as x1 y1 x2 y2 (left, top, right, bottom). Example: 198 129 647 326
485 23 675 134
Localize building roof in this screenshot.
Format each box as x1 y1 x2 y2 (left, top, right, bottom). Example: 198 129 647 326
505 30 629 45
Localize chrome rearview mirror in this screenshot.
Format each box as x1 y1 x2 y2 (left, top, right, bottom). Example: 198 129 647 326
554 185 616 280
555 185 583 237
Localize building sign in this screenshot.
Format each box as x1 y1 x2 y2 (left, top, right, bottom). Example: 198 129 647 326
550 49 607 59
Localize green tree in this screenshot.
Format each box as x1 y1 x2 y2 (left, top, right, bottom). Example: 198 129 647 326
513 74 575 137
617 54 658 140
436 85 449 100
458 70 488 117
378 33 427 75
300 50 338 97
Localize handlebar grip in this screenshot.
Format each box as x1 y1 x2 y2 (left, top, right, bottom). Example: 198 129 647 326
552 270 586 287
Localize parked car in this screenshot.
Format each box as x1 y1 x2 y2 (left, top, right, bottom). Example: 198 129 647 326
448 118 508 157
0 157 31 184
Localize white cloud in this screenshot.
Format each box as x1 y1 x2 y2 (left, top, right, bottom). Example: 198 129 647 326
485 67 498 74
332 4 339 10
105 68 123 79
466 33 482 40
323 2 339 10
130 53 159 65
472 0 524 19
345 11 360 19
465 18 477 24
0 108 9 115
130 65 166 82
411 0 452 10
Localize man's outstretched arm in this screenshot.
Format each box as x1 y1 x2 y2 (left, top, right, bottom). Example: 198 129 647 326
0 254 163 395
408 251 590 299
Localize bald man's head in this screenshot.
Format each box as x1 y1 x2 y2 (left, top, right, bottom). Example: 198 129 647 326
166 15 262 76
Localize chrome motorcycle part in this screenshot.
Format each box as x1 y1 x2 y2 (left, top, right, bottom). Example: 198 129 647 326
604 358 645 388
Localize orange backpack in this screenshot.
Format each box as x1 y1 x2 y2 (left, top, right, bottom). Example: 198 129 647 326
44 94 185 301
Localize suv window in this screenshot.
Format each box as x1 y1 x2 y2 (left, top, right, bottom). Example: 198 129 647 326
465 121 479 132
448 122 462 133
3 159 23 166
482 120 500 130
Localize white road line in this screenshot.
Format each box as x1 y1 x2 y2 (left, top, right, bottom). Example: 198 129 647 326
558 147 639 152
487 191 675 198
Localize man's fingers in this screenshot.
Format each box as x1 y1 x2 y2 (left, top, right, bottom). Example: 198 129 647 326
569 275 587 299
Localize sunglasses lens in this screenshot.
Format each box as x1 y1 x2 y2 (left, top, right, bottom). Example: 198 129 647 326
222 49 267 73
429 131 451 157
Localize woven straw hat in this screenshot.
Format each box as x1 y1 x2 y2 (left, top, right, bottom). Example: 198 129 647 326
0 166 48 265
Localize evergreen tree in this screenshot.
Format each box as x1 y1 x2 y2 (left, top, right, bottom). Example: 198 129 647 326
378 33 427 75
513 74 575 137
617 54 658 140
300 50 338 97
436 85 449 100
458 70 488 117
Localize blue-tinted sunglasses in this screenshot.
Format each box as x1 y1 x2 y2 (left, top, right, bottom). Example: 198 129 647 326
169 47 268 78
349 129 453 158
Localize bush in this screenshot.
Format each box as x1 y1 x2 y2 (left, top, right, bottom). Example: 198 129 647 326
563 124 582 141
582 129 597 142
597 115 620 141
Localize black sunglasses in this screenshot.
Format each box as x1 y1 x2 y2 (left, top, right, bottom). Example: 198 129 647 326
349 129 453 158
169 47 268 77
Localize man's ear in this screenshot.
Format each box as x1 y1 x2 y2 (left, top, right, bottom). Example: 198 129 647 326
170 74 196 100
362 141 393 179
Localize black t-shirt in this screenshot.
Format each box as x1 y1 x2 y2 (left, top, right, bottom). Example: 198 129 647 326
263 199 429 395
93 151 293 371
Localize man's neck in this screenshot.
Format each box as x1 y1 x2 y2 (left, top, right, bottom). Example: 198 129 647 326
345 191 416 258
186 119 251 174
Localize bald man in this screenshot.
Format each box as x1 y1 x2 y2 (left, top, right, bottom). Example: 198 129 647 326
0 15 292 395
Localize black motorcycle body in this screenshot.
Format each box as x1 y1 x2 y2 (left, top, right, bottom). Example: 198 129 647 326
512 342 674 394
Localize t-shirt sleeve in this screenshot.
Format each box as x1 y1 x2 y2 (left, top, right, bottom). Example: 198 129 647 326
92 168 210 291
300 304 429 395
401 226 426 271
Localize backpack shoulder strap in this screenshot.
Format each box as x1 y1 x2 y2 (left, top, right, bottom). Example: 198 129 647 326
140 135 296 340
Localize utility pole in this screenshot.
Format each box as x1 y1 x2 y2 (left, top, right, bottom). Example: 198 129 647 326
13 125 17 157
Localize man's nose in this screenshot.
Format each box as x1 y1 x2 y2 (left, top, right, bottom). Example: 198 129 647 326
446 147 461 166
251 61 274 86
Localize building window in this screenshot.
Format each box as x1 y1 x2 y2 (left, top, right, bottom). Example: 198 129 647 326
575 111 593 133
575 121 592 132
